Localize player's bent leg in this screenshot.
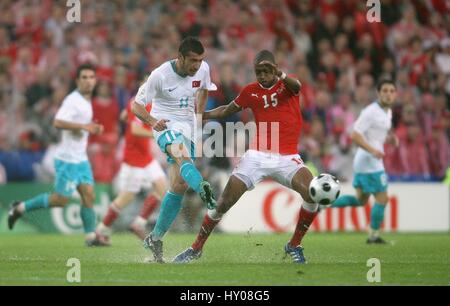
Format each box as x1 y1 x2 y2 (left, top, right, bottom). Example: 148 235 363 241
166 143 216 209
49 193 71 207
291 166 314 203
288 168 319 264
113 191 137 210
10 158 81 230
332 188 370 208
331 179 370 208
331 195 363 208
173 176 248 264
97 191 136 242
131 192 157 240
77 184 108 247
7 192 70 230
367 191 389 244
355 188 371 206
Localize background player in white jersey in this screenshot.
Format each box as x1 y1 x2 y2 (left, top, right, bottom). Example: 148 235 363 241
7 64 107 246
132 37 217 262
331 79 398 244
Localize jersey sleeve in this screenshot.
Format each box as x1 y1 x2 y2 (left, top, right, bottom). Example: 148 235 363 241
201 61 217 91
233 86 251 109
353 108 372 134
135 71 161 106
55 98 76 122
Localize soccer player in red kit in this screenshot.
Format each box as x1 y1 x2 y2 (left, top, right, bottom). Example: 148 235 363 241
173 50 318 264
96 99 168 244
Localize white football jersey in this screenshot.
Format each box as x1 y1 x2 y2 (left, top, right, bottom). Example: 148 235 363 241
353 102 392 173
135 60 216 143
54 90 93 163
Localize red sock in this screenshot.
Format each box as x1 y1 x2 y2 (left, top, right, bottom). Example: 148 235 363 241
289 206 318 247
102 204 120 227
139 195 159 220
191 214 220 251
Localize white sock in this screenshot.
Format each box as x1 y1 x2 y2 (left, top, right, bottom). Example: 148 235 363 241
85 232 96 241
207 209 223 221
302 201 319 213
97 223 112 236
132 216 147 228
369 229 380 239
17 202 25 214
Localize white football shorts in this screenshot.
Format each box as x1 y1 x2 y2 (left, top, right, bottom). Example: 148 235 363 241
117 160 166 193
232 150 306 190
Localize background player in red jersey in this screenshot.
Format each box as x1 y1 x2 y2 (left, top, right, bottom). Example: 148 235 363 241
96 99 168 244
173 50 318 264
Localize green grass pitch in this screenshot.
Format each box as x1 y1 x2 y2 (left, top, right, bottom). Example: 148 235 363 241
0 232 449 285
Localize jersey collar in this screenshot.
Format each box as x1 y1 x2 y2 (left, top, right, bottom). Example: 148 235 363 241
376 100 390 113
257 78 279 90
170 60 188 78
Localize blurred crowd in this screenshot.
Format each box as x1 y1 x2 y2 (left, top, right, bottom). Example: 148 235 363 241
0 0 449 185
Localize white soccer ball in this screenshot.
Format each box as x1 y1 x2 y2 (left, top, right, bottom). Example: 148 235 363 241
309 173 341 206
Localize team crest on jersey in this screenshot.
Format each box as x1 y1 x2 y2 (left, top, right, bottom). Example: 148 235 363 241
192 80 201 88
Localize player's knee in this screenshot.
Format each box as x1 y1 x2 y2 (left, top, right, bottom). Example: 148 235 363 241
376 197 389 205
171 182 188 195
83 191 95 206
51 194 70 207
291 171 314 203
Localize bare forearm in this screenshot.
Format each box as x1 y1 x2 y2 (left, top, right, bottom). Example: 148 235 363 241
204 105 228 120
132 101 156 126
205 101 242 120
282 75 301 95
131 123 153 138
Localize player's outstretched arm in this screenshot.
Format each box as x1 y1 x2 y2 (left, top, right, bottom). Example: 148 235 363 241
53 119 103 135
203 101 242 120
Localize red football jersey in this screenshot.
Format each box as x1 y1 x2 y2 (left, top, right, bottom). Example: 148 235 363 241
123 100 154 167
234 80 302 155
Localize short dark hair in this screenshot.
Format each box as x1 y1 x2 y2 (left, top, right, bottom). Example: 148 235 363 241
76 63 96 79
254 50 276 66
377 78 396 92
178 37 204 56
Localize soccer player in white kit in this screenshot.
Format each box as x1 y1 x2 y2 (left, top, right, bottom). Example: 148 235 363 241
331 79 398 244
8 64 107 246
132 37 217 262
